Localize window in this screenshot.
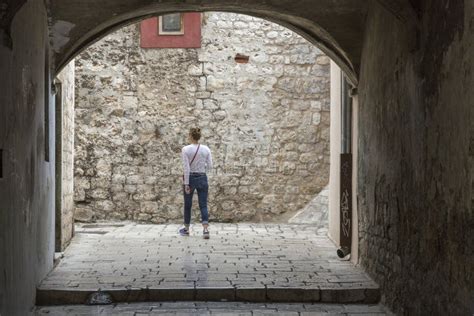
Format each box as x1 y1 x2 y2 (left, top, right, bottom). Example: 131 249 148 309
159 13 184 35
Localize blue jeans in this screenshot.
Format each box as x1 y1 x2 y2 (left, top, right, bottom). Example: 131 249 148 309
184 173 209 225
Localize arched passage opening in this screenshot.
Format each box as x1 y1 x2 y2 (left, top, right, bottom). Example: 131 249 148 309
52 3 361 248
45 9 368 306
51 4 363 261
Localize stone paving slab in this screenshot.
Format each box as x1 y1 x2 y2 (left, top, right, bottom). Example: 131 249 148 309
37 223 379 305
288 186 329 230
35 302 391 315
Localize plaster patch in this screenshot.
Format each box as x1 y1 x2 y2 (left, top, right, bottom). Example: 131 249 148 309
51 20 75 53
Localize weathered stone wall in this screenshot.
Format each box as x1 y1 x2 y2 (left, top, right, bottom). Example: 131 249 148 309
74 12 330 223
56 61 75 250
358 1 474 314
0 1 55 315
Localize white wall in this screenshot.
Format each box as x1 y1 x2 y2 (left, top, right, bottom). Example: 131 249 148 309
328 61 341 245
328 61 359 263
56 61 75 251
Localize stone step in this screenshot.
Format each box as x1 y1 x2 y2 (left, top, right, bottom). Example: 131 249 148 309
36 285 380 306
35 301 390 315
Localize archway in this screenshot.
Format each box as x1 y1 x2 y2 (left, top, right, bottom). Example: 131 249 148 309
44 9 366 306
51 4 361 258
50 3 363 259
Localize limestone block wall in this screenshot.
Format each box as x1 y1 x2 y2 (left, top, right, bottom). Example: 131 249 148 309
74 12 330 223
56 61 75 250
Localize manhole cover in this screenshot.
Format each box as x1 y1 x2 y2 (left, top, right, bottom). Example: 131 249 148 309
86 291 113 305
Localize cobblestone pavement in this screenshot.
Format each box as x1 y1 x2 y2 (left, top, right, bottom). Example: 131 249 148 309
35 301 390 315
37 224 379 305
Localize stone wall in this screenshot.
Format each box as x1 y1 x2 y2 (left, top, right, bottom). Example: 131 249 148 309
56 61 75 251
358 1 474 314
74 12 330 223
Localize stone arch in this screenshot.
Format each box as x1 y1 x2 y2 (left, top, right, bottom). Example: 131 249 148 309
50 1 365 85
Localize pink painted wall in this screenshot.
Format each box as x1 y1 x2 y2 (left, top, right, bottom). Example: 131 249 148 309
140 13 201 48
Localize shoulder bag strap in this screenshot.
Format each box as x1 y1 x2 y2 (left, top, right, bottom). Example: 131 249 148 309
189 144 200 166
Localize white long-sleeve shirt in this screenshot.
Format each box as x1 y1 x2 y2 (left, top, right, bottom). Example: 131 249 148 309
182 144 213 185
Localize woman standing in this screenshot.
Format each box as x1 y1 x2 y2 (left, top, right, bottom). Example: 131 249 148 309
179 128 213 239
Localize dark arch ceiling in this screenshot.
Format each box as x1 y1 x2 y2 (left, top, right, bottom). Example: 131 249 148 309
2 0 419 85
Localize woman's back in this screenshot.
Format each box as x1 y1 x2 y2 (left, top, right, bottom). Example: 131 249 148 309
181 144 212 174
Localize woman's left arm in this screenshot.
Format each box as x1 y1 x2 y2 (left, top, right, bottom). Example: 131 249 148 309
182 148 191 185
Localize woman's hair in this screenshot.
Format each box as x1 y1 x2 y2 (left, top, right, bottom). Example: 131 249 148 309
189 128 201 141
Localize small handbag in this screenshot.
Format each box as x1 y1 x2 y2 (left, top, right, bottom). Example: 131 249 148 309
182 144 200 184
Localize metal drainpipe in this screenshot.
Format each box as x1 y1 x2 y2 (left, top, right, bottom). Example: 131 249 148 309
341 75 352 155
337 72 353 259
